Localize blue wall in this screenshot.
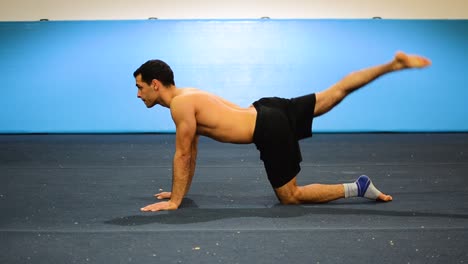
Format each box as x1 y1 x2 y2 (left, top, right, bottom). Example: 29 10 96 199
0 19 467 133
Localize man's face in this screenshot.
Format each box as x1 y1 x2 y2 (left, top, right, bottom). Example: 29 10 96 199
135 74 157 108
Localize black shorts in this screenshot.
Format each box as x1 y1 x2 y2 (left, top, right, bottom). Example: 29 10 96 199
252 93 316 188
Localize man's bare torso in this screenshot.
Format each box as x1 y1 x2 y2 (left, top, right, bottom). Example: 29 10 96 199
172 88 257 144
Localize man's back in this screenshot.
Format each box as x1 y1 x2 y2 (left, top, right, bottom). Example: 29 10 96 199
171 88 257 144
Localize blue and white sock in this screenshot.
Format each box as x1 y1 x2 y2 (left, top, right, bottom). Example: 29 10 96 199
343 175 382 200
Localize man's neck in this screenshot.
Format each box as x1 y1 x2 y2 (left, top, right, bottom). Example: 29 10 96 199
158 85 180 108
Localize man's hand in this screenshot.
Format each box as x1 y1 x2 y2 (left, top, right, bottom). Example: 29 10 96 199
140 201 178 212
154 191 172 200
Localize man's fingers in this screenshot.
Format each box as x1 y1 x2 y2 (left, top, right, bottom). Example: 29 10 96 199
140 201 178 212
140 205 160 212
154 192 171 199
141 205 151 211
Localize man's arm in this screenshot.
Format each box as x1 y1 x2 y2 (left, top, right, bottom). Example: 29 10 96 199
188 135 198 195
141 96 197 212
170 120 196 207
154 135 198 200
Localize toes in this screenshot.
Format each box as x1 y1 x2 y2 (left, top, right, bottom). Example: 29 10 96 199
407 56 431 68
418 57 432 67
377 193 393 202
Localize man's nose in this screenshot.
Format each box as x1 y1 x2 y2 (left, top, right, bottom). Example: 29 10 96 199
137 91 141 98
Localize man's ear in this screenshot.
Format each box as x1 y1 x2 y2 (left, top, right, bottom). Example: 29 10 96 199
151 79 159 91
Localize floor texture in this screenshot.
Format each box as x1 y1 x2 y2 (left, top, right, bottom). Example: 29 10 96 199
1 133 467 263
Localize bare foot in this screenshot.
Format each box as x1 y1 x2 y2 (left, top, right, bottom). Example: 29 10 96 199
394 51 432 70
377 193 393 202
355 175 393 202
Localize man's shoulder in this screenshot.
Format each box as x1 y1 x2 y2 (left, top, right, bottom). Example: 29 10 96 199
172 89 215 105
170 90 209 115
170 95 194 112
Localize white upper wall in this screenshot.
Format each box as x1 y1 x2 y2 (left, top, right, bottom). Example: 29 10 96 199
0 0 467 21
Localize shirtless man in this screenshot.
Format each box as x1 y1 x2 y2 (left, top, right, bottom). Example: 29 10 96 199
134 51 431 212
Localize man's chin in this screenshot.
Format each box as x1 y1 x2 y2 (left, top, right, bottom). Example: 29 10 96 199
145 102 156 108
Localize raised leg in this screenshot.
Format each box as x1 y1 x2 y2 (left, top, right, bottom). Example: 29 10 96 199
274 51 430 205
313 51 431 117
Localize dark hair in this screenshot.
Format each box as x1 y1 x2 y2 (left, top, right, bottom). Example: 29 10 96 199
133 59 175 86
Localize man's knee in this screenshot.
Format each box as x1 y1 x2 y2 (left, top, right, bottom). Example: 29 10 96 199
275 186 302 205
314 89 345 117
279 197 301 205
